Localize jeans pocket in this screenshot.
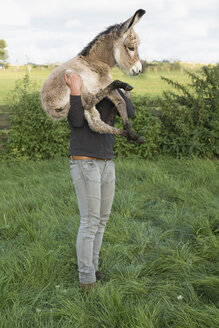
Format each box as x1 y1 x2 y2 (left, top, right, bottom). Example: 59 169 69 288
70 160 82 184
81 160 100 182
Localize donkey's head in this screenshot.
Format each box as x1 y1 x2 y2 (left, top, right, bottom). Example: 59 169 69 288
114 9 145 76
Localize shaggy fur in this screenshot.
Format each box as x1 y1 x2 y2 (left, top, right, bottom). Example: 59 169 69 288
41 9 146 143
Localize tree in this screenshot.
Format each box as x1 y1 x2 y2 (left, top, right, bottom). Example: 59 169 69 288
0 39 8 65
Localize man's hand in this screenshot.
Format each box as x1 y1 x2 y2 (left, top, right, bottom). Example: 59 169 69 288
64 71 83 96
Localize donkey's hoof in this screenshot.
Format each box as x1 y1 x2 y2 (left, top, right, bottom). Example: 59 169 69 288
127 132 146 144
120 82 134 91
137 136 146 144
112 80 133 91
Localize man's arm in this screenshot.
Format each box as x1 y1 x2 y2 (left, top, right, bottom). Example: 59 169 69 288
65 72 85 127
68 96 85 127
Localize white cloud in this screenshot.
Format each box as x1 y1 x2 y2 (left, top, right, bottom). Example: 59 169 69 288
1 0 218 64
0 0 30 26
65 19 82 29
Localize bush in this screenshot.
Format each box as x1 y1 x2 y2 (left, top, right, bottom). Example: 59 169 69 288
2 65 218 160
114 94 162 159
160 65 219 157
4 75 163 161
6 75 70 160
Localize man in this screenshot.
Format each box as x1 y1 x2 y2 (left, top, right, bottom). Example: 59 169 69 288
65 72 135 290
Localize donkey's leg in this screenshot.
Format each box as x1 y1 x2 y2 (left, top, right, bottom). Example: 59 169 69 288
107 90 146 144
84 107 128 137
82 80 132 139
82 80 145 143
83 80 133 111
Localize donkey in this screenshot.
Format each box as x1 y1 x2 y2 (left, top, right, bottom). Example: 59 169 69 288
41 9 146 143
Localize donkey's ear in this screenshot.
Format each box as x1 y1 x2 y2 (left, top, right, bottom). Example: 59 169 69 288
120 9 145 34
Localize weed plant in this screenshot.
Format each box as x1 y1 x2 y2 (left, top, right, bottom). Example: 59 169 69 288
0 157 218 327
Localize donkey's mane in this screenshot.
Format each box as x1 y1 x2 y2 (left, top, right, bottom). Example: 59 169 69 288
79 24 122 57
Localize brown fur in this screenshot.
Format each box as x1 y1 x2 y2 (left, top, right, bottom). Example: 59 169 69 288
41 9 146 143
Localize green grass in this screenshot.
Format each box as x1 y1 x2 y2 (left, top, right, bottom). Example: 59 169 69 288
0 66 193 107
111 67 192 96
0 67 52 107
0 157 218 328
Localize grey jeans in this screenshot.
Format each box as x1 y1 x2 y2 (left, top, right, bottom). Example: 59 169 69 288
70 159 115 284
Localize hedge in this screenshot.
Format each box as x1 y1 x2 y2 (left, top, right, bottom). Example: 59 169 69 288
1 65 218 160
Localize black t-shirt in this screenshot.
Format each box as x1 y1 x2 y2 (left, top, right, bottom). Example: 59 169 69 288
67 90 135 158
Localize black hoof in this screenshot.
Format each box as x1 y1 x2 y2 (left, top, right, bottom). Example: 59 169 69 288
137 137 146 144
121 83 133 91
112 80 133 91
127 133 146 144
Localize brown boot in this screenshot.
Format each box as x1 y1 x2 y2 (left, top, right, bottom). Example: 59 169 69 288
79 282 97 290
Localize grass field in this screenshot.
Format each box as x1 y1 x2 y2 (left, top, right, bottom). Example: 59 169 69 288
0 157 218 328
0 67 51 106
0 66 194 106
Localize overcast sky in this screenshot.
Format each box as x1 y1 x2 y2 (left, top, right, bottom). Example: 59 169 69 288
1 0 218 64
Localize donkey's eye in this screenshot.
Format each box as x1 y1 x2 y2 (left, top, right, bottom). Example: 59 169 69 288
128 47 134 51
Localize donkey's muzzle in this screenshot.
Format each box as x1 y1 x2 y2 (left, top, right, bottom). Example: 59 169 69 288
130 61 142 76
131 70 141 76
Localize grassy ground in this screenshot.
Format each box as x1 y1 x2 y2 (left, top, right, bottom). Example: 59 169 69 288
0 157 218 328
0 66 193 106
111 67 192 96
0 67 51 106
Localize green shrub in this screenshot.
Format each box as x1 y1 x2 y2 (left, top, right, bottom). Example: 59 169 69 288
4 75 163 161
160 64 219 157
115 65 219 158
6 75 70 160
3 65 218 160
